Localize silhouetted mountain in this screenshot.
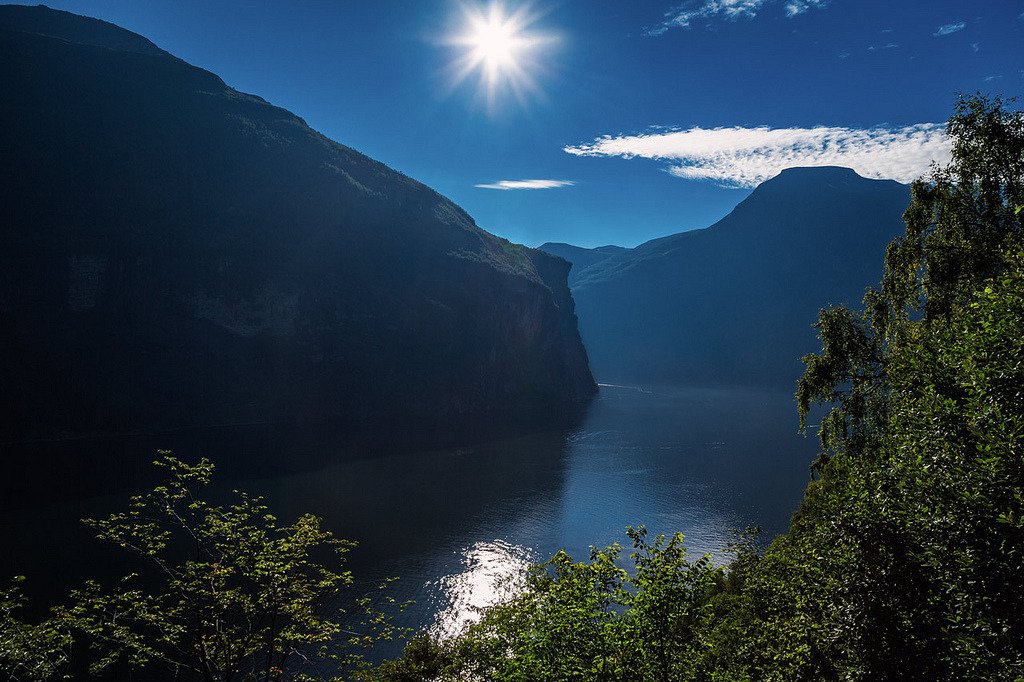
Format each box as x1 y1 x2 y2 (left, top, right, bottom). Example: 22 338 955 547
0 5 595 442
537 243 629 275
541 167 909 387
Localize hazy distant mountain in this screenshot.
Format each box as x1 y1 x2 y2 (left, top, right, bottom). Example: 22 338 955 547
536 243 629 275
541 167 909 387
0 5 594 442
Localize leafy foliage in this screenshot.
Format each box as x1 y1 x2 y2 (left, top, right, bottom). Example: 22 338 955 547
798 94 1024 467
2 454 399 681
0 578 71 681
372 528 722 682
59 453 401 681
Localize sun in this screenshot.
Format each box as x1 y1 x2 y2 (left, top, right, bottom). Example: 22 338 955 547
446 2 556 110
467 6 521 82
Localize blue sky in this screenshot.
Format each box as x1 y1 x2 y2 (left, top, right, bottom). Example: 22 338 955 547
14 0 1024 247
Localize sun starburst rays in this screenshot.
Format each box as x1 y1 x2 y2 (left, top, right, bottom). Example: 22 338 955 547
445 2 556 112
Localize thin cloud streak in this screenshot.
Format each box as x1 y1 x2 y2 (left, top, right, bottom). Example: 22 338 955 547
475 179 575 190
565 124 952 188
933 22 965 36
648 0 826 35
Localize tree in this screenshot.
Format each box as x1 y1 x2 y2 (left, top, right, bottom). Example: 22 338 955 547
451 543 630 681
60 454 399 681
0 578 71 682
781 93 1024 678
371 528 724 682
616 527 719 682
798 94 1024 468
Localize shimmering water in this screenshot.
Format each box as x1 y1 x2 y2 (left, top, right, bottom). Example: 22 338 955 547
0 384 818 656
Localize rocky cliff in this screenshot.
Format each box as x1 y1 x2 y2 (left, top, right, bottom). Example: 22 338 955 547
0 5 595 442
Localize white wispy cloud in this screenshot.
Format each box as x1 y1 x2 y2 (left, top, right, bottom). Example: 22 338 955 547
933 22 965 36
784 0 826 17
474 179 575 190
564 124 951 188
648 0 826 34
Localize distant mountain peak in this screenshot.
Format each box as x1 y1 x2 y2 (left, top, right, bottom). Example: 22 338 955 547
537 242 630 275
560 167 911 387
759 166 904 191
773 165 863 178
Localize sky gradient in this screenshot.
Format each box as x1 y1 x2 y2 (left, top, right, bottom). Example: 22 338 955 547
12 0 1024 247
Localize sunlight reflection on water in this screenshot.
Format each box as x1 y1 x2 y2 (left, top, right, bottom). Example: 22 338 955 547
427 539 535 639
0 384 820 664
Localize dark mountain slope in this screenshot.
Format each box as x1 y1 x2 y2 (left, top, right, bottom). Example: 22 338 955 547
0 6 594 442
545 167 909 387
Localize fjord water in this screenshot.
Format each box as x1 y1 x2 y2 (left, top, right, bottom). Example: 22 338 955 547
0 384 817 648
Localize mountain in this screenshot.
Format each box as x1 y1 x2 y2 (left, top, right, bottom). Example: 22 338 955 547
0 5 595 442
541 167 910 387
536 243 629 275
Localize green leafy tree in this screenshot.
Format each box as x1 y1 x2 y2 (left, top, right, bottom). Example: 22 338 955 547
749 249 1024 679
615 527 719 682
764 93 1024 679
372 529 723 682
60 454 399 681
452 543 629 681
798 94 1024 468
0 578 71 681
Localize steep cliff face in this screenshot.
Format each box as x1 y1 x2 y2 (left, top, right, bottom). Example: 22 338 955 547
0 6 594 441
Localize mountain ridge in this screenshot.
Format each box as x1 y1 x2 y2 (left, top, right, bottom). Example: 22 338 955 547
541 166 910 387
0 5 595 442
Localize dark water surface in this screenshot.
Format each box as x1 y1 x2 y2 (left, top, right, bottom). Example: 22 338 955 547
0 384 818 654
